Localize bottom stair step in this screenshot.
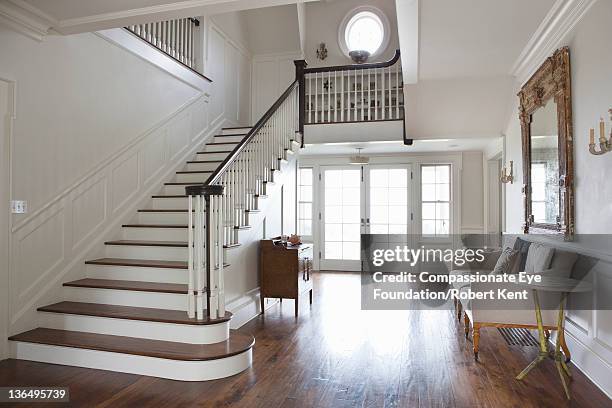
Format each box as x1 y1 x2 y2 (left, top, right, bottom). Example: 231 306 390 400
9 328 254 381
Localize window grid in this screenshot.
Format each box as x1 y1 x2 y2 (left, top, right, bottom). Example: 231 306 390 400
298 168 313 237
421 164 451 236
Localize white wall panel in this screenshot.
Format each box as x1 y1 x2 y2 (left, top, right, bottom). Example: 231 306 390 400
71 177 107 250
503 2 612 388
111 154 139 213
251 52 300 120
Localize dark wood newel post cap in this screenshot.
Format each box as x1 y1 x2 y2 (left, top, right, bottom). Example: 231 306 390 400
185 184 225 196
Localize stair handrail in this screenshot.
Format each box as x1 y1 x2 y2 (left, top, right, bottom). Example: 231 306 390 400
204 79 299 188
185 80 300 320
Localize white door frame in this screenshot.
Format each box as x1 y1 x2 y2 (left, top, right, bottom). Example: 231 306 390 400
0 75 15 361
318 163 414 271
319 165 363 271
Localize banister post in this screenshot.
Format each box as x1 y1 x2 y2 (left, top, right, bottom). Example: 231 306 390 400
186 184 224 319
294 59 307 147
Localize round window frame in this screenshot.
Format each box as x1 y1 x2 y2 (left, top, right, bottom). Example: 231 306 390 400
338 6 390 60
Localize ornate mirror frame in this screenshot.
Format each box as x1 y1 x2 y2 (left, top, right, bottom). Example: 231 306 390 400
518 47 574 240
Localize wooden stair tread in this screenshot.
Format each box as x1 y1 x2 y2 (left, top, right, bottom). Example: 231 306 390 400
197 150 232 154
206 142 240 145
152 195 188 198
64 278 188 293
176 170 213 174
105 240 187 247
9 328 254 361
186 160 223 164
38 302 231 325
84 258 187 270
122 224 190 228
222 126 252 130
138 209 191 213
164 182 202 185
214 133 247 137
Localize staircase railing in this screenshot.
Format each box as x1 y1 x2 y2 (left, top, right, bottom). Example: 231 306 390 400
294 50 411 145
186 81 300 319
126 18 201 72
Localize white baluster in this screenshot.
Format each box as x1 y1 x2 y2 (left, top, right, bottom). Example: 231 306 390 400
187 195 195 318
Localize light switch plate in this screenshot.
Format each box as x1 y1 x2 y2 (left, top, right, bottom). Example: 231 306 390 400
11 200 27 214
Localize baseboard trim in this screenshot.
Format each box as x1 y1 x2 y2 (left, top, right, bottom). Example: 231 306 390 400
226 288 279 329
562 329 612 399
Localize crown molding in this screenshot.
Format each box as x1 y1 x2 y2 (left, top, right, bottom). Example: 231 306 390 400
0 0 57 41
510 0 597 85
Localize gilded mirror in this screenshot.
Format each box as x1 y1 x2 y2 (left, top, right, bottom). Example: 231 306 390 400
518 47 574 240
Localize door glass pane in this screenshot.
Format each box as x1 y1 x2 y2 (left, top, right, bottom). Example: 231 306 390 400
369 168 409 236
324 169 362 260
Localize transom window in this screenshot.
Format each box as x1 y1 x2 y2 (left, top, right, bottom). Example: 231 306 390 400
339 7 390 58
421 164 451 236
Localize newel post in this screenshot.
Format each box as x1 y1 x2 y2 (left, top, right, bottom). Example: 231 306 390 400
186 184 225 319
294 59 307 147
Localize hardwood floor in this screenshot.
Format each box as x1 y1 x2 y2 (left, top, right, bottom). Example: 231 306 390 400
1 271 609 407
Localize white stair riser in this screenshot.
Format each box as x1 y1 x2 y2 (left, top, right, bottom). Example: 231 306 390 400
138 211 190 224
185 161 221 172
163 185 196 196
174 172 212 183
86 265 188 284
152 197 189 209
10 342 252 381
106 245 188 262
195 152 231 161
222 127 251 135
122 227 189 241
214 135 244 143
64 287 188 310
40 313 230 344
203 144 238 152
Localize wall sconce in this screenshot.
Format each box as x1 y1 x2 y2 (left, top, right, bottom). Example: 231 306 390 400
589 109 612 155
500 161 514 184
316 43 328 61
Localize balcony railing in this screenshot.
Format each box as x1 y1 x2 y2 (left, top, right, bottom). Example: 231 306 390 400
126 18 200 71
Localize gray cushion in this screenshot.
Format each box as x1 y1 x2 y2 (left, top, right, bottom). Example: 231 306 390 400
492 247 519 275
513 238 532 272
524 243 554 273
549 249 578 278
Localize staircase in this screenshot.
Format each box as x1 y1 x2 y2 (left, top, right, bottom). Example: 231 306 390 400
8 90 301 381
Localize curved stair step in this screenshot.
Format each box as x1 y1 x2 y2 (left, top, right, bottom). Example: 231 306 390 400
9 328 254 380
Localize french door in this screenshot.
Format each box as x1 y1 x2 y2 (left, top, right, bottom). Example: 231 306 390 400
319 165 412 271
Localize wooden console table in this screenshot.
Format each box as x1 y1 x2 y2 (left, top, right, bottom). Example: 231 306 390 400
260 239 313 316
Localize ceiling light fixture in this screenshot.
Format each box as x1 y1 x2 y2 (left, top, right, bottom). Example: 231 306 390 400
349 148 369 165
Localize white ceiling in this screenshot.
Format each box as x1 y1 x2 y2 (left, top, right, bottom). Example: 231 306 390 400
418 0 556 80
18 0 317 34
301 137 499 156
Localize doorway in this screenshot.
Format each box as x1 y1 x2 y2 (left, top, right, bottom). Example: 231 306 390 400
319 165 412 271
0 78 12 360
486 157 503 247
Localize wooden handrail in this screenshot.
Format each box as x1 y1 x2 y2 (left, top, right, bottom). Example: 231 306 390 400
303 49 400 74
202 80 299 189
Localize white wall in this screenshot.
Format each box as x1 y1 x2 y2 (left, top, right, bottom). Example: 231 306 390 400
304 0 400 67
0 19 252 336
251 51 301 121
503 0 612 395
206 15 252 127
241 5 301 55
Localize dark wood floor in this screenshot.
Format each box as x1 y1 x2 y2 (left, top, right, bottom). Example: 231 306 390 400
1 271 609 407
